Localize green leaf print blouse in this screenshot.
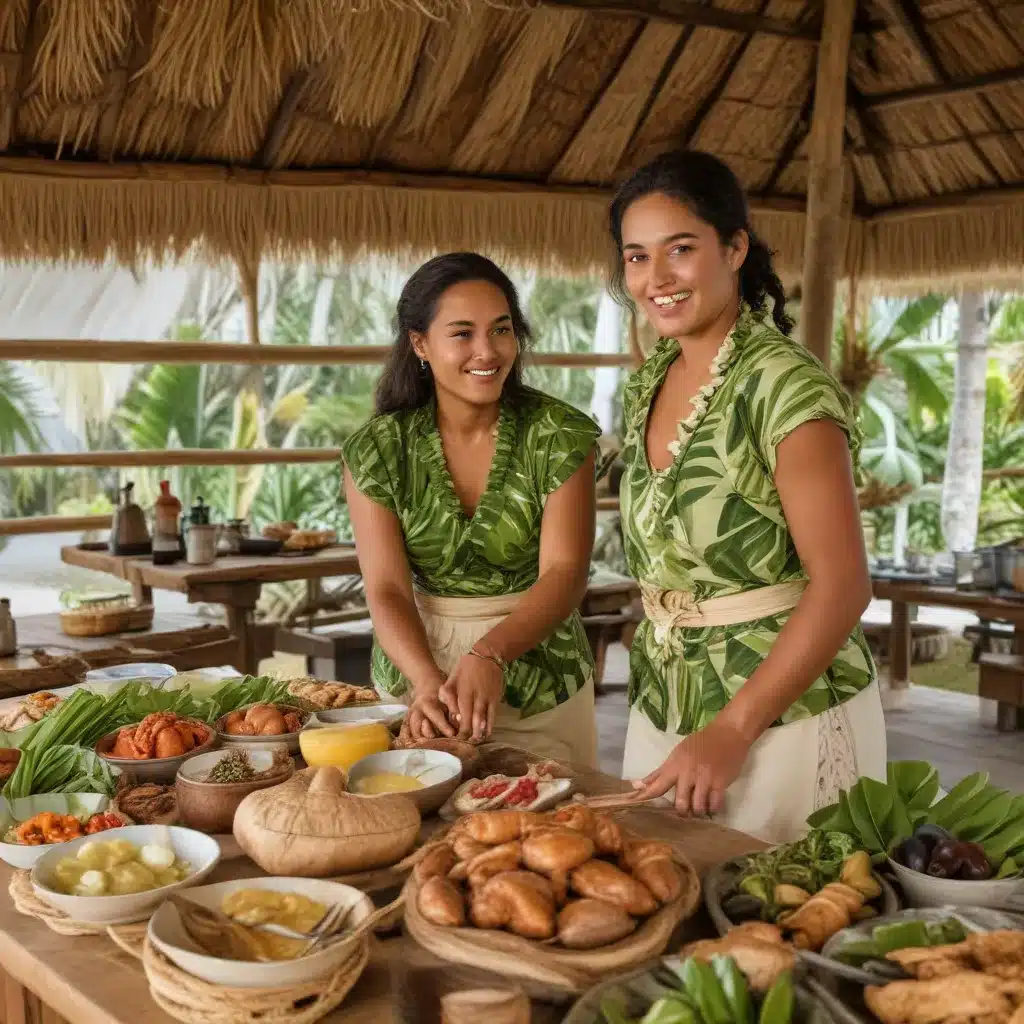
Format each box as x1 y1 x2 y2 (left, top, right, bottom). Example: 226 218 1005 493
620 306 876 735
342 386 601 718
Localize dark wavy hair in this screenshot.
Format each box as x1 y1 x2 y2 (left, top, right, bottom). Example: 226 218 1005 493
608 150 794 335
375 252 533 415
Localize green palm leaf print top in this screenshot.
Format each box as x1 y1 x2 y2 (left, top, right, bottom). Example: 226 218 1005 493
342 387 601 718
620 306 876 735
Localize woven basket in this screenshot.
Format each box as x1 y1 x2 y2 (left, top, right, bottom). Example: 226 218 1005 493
60 603 154 637
403 854 702 996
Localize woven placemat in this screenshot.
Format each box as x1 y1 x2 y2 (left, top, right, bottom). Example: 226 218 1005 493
9 869 150 940
116 930 370 1024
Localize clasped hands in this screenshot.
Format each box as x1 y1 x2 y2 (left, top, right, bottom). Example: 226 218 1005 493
628 717 754 817
406 651 503 742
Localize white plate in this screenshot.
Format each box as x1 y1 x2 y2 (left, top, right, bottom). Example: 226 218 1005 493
148 876 374 988
0 793 111 870
31 824 221 924
312 704 406 728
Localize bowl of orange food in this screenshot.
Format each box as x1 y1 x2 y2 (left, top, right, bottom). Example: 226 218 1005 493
96 712 217 783
0 794 126 869
215 703 310 754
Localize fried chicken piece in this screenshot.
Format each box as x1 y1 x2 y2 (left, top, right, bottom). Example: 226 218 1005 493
865 972 1017 1024
967 932 1024 978
887 945 974 980
681 922 795 992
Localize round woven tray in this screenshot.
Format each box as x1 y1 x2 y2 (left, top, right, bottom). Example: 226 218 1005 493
9 869 151 940
403 854 702 996
10 870 371 1024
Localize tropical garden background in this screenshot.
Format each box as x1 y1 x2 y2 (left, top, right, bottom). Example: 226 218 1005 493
1 263 1022 629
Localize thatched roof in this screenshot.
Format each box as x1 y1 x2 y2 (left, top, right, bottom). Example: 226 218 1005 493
1 0 1023 284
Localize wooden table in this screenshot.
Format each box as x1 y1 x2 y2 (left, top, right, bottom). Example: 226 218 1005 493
872 577 1024 695
0 749 764 1024
61 545 362 675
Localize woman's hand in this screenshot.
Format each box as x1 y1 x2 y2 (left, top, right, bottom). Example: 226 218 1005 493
630 718 754 816
438 653 503 741
406 681 457 740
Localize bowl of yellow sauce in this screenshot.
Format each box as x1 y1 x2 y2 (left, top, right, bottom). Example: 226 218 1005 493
148 877 374 988
347 749 462 815
298 721 391 772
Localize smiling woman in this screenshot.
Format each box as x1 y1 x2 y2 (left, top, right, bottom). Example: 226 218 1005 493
341 253 601 766
608 151 886 843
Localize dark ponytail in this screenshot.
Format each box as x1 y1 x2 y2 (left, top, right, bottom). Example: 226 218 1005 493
608 149 794 336
375 252 532 415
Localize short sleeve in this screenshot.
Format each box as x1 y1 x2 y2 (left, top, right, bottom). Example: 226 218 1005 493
340 416 403 514
524 396 602 497
756 348 861 479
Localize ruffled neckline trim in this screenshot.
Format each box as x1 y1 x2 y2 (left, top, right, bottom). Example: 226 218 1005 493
415 399 515 522
651 305 754 472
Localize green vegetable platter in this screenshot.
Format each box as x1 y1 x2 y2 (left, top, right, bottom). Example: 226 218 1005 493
0 674 301 799
703 833 900 949
807 760 1024 891
564 954 834 1024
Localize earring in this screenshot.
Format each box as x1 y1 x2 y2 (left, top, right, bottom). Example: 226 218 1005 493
419 358 427 370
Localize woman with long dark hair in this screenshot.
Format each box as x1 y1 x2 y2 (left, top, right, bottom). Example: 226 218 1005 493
610 151 885 842
342 252 600 765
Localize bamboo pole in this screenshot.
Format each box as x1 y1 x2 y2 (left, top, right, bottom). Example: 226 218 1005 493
0 339 636 368
799 0 856 367
0 154 807 215
0 448 342 469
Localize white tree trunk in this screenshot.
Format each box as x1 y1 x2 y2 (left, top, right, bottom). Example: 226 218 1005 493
590 290 622 434
941 290 989 552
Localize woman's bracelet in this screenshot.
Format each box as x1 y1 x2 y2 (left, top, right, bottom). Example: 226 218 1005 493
469 646 506 671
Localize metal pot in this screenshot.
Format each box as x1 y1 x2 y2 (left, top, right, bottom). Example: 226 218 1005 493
993 546 1024 589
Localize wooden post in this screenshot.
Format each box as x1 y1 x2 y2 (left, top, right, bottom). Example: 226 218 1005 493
800 0 856 367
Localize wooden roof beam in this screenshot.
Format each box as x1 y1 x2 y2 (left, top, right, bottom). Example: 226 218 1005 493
874 0 1002 186
863 65 1024 112
256 69 310 169
535 1 818 41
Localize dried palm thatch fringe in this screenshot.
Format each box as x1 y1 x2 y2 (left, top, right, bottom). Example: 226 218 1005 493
0 0 28 53
0 166 813 276
862 204 1024 286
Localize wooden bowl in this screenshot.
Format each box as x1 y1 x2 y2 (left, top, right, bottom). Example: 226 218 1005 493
175 750 294 833
96 722 217 784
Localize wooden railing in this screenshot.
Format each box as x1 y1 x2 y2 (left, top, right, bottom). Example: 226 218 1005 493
1 340 634 536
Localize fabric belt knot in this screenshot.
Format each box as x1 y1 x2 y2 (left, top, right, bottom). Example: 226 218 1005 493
639 578 808 648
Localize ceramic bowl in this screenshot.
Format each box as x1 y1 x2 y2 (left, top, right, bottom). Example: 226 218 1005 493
399 737 481 778
347 748 462 815
148 876 374 988
84 663 177 688
95 721 217 783
887 857 1024 910
0 793 113 870
312 703 407 728
175 750 294 834
31 824 221 924
215 703 311 755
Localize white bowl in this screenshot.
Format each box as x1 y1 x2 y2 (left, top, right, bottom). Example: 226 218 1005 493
888 857 1024 910
31 824 221 924
85 663 177 688
148 876 374 988
0 793 111 870
347 748 461 815
312 704 407 728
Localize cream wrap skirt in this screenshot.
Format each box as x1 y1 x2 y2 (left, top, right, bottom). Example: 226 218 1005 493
621 580 887 845
383 591 598 769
